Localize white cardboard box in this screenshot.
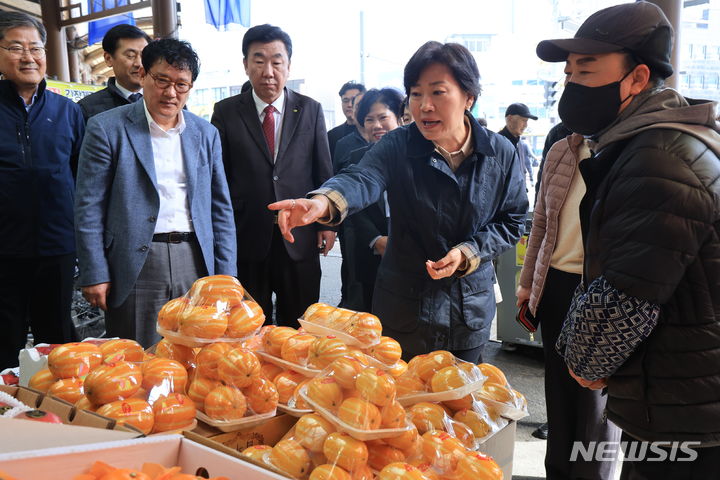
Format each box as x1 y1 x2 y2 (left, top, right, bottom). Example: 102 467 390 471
0 433 287 480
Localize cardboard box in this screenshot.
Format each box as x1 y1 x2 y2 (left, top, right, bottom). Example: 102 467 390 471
0 385 141 434
477 419 516 479
193 413 298 451
0 433 287 480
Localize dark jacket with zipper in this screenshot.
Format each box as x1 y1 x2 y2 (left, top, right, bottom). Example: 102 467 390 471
576 88 720 444
77 77 131 122
0 79 85 257
317 114 528 358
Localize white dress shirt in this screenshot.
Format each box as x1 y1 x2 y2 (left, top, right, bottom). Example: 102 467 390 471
114 80 142 101
252 89 285 162
143 101 193 233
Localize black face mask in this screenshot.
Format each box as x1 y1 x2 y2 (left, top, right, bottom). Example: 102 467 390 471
558 71 633 136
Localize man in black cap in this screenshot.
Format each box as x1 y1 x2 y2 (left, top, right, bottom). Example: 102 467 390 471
537 1 720 477
499 102 538 188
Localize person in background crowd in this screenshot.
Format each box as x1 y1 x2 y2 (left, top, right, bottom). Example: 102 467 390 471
517 130 621 479
341 88 404 311
333 91 368 173
75 38 236 348
270 41 528 363
211 24 335 328
537 2 720 477
499 102 537 189
0 11 85 368
328 80 365 161
400 95 413 124
77 24 150 121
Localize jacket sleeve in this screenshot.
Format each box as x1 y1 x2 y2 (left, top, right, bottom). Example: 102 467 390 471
455 142 529 275
69 103 86 180
310 103 336 232
352 202 385 252
209 127 237 276
74 118 113 287
518 163 548 289
597 144 716 304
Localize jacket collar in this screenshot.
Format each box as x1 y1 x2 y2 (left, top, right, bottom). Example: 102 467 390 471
0 78 47 109
406 111 496 159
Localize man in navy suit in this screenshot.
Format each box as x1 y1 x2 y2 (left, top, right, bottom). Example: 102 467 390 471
75 38 237 347
211 24 334 327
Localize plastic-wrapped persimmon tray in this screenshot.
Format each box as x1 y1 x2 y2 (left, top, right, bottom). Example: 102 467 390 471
474 392 529 421
397 378 485 407
276 403 313 417
157 325 259 348
299 386 412 441
196 408 277 432
255 350 321 378
297 319 374 348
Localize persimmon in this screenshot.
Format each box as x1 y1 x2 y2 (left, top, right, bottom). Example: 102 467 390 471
309 464 352 480
154 340 195 370
407 351 455 383
157 297 188 331
28 368 57 393
453 451 503 480
141 358 188 395
263 326 298 357
195 343 234 380
307 336 348 370
355 368 396 407
280 333 316 365
294 413 336 453
98 469 151 480
186 376 220 411
325 356 364 389
96 398 154 435
243 377 279 414
408 402 448 434
204 385 247 420
306 376 343 410
367 444 406 471
368 336 402 365
337 397 381 430
323 432 369 472
380 400 407 428
151 393 196 433
187 275 244 309
344 313 382 345
179 304 228 339
273 370 306 404
226 300 265 338
84 361 142 405
270 438 312 478
217 348 261 388
47 342 102 379
47 377 85 404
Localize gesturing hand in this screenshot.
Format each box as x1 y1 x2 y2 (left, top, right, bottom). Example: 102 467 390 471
425 248 464 280
268 196 330 243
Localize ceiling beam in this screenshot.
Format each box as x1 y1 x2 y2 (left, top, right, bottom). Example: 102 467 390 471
0 0 42 17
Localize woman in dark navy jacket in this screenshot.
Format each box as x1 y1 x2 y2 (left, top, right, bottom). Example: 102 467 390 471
270 42 528 362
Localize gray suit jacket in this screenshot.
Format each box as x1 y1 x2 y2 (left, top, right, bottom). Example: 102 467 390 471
75 101 237 308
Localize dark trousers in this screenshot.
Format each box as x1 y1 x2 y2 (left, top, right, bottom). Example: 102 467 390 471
338 222 364 310
0 254 77 368
620 432 720 480
540 267 621 480
238 226 321 328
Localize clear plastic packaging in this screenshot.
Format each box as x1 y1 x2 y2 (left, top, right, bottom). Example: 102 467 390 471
395 351 487 407
156 275 265 347
301 303 383 348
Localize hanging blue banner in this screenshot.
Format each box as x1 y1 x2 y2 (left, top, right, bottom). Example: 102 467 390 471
87 0 136 46
204 0 250 30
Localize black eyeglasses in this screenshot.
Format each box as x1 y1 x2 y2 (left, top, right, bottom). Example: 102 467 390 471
0 45 46 59
148 71 193 93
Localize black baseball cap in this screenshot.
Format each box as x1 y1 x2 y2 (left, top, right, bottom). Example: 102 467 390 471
505 103 538 120
536 1 674 78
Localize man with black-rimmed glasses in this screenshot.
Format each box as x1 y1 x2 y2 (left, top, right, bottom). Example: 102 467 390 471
75 38 236 347
0 11 85 369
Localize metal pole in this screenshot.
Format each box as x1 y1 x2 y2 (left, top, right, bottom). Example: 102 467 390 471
66 26 79 83
359 11 365 85
647 0 682 89
39 0 70 81
151 0 178 39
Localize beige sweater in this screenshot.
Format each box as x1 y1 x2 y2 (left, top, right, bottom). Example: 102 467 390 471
519 133 586 315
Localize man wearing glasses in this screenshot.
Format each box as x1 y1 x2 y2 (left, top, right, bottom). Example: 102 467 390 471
75 38 236 347
0 12 85 368
78 24 150 121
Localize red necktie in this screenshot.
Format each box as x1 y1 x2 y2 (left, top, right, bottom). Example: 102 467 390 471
262 105 276 158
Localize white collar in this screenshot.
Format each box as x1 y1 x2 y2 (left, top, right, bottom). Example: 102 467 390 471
142 99 186 134
252 88 285 117
114 79 141 100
